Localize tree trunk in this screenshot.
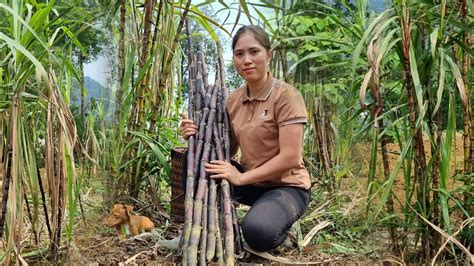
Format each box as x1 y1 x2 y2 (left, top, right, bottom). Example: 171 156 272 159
157 0 192 107
133 0 155 133
279 49 289 83
459 0 473 247
126 0 155 198
401 6 429 258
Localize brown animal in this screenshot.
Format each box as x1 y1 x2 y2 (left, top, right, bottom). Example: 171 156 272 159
104 204 154 239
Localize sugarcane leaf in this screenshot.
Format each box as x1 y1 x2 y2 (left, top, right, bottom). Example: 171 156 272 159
19 0 54 49
359 68 373 109
312 1 357 32
239 0 253 25
430 28 438 58
280 35 351 47
377 107 409 138
212 6 235 26
368 136 414 225
450 34 474 57
439 0 446 39
194 0 218 8
64 142 76 242
249 1 282 11
367 128 378 207
128 131 171 175
468 0 474 16
352 11 395 74
132 55 153 89
0 3 50 52
445 17 474 34
59 52 83 85
217 0 230 8
60 25 87 56
187 6 231 37
420 213 474 264
231 4 242 36
439 95 455 232
408 39 424 113
0 33 47 81
433 48 445 116
379 214 401 223
309 61 350 71
21 116 41 232
189 14 218 42
444 55 468 106
300 220 332 247
251 5 274 33
375 29 399 69
289 50 343 72
432 189 470 218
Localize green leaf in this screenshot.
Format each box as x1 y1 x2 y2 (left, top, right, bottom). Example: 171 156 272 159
251 4 274 33
290 50 343 72
352 10 395 74
239 0 253 25
128 131 171 175
430 28 438 58
0 3 50 52
369 136 414 225
60 25 87 56
187 5 231 38
444 55 468 106
0 32 47 81
408 39 424 113
433 48 445 116
64 143 76 242
280 35 351 47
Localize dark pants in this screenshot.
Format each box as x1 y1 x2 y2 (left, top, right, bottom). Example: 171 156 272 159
231 161 311 252
181 154 311 252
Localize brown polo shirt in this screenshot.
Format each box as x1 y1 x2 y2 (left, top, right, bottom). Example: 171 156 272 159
226 72 310 190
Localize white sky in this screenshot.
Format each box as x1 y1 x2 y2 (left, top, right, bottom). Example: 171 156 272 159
84 55 108 86
84 1 275 86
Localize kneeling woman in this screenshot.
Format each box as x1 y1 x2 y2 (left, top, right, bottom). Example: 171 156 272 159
181 25 311 252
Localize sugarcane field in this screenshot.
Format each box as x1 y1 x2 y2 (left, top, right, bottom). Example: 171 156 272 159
1 0 473 265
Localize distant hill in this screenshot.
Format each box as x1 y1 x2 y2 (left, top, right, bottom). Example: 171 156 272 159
72 76 110 113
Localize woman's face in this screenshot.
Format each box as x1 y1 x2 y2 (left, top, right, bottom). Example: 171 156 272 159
232 32 271 85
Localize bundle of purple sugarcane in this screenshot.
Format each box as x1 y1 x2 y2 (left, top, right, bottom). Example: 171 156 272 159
180 20 243 266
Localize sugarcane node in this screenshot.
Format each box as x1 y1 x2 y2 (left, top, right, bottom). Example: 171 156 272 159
180 35 238 266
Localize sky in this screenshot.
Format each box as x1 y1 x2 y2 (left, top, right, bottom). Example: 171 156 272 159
84 55 108 86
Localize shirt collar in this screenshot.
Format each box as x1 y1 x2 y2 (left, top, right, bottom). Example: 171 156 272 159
240 72 276 103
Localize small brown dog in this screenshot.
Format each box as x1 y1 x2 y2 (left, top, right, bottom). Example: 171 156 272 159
104 204 155 239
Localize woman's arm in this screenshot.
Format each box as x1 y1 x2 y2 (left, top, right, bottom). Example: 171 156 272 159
206 123 304 186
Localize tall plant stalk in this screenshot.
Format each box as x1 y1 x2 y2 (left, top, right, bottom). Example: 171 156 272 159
115 0 126 124
399 1 429 257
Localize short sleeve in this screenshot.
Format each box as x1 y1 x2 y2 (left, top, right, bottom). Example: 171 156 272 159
275 86 308 127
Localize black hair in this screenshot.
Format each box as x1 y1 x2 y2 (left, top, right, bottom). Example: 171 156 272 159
232 25 271 51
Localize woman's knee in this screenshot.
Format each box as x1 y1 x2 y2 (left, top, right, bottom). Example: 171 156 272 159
241 215 286 252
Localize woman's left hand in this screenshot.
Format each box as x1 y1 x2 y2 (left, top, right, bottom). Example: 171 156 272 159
205 160 244 186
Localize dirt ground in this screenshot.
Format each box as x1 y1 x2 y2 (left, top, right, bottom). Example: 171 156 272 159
7 133 469 264
52 192 397 265
351 133 465 211
65 135 466 264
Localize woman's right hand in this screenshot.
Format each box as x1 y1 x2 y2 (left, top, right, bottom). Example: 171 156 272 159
180 113 198 140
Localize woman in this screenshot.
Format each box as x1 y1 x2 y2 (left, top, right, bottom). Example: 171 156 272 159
181 25 311 252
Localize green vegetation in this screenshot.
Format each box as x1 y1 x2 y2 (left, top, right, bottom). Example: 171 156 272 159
0 0 472 264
